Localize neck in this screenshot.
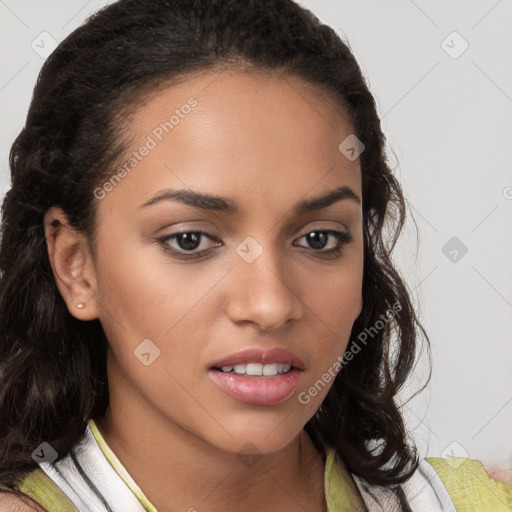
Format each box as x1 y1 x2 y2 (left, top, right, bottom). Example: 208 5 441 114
93 377 327 512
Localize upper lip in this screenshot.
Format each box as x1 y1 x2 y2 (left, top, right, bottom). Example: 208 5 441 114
210 347 305 370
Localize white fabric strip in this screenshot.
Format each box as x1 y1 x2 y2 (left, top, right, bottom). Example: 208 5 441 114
39 423 147 512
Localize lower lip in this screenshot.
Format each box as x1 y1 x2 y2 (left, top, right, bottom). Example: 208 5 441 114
209 368 303 405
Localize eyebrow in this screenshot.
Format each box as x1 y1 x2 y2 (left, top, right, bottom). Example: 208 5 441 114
139 185 360 214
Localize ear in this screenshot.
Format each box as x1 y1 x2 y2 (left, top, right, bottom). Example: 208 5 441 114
44 206 100 321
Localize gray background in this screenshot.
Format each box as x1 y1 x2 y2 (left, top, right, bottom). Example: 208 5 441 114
1 0 511 467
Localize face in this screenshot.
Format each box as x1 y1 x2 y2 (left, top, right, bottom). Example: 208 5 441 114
86 68 363 455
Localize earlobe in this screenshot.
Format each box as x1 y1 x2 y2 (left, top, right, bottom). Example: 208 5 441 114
44 206 100 321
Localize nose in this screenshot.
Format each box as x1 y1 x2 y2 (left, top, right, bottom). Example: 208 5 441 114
226 243 304 331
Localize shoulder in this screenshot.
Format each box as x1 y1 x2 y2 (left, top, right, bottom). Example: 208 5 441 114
0 492 46 512
351 457 512 511
425 456 512 510
482 463 512 483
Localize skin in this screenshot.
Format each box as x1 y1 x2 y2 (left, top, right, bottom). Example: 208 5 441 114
0 493 46 512
43 68 364 512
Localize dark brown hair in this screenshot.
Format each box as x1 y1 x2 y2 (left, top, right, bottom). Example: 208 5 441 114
0 0 430 503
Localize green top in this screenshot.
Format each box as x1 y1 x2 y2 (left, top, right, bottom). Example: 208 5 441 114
426 457 512 512
16 468 79 512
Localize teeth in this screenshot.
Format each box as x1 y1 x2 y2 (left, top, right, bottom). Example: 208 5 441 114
262 363 278 376
220 363 292 376
246 363 263 375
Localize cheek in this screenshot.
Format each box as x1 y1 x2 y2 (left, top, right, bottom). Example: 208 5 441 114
91 232 232 408
308 276 362 370
307 251 363 337
92 232 223 339
91 235 225 422
298 251 363 402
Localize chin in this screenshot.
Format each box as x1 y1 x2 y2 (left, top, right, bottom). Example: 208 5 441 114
195 408 312 457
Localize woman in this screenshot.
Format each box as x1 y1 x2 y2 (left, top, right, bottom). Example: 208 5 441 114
0 0 510 510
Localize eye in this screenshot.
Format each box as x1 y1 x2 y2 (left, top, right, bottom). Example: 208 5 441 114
157 230 221 258
294 229 353 257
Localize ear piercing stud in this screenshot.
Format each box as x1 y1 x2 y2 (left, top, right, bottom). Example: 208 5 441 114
77 302 85 309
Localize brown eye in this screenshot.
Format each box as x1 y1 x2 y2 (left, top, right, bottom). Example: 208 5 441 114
158 230 221 257
295 230 353 255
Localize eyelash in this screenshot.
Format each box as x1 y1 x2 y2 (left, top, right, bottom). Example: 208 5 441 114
156 229 353 260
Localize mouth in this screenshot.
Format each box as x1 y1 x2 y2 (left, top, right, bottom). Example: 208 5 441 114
208 348 304 406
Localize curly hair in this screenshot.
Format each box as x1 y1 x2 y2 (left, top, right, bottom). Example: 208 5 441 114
0 0 430 501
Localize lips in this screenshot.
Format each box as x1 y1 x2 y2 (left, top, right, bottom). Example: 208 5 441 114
209 348 304 406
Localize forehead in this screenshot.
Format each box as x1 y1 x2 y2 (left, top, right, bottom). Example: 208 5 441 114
99 68 361 214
